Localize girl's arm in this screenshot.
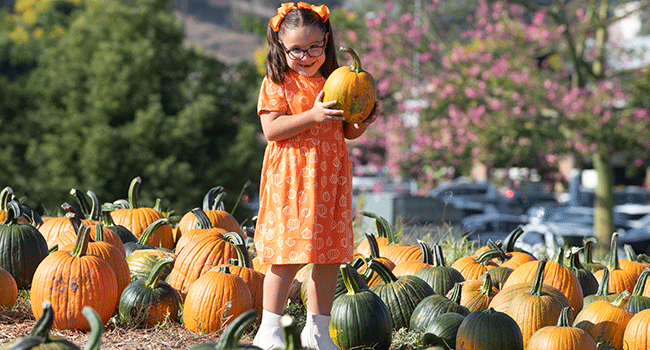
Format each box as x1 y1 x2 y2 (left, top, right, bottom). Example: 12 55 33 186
260 91 344 142
343 102 379 140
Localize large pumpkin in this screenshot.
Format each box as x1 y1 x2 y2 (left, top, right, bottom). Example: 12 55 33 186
30 223 118 330
0 200 49 289
322 47 376 124
455 307 524 350
573 291 633 350
623 307 650 350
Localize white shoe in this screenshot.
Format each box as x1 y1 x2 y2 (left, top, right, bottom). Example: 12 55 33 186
300 310 339 350
253 310 285 350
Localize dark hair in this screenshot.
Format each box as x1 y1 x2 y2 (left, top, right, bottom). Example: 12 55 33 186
266 8 339 83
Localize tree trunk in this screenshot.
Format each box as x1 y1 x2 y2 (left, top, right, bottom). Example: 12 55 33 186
592 152 614 259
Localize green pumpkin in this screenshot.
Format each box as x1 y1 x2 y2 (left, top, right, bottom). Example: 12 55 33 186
330 263 392 350
583 267 619 308
119 257 180 325
409 282 470 332
367 259 434 331
414 244 464 295
1 301 103 350
480 266 513 290
456 307 524 350
421 312 465 350
126 248 176 282
0 200 49 289
186 309 262 350
567 247 599 297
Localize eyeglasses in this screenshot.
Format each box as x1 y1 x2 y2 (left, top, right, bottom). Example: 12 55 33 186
281 42 326 60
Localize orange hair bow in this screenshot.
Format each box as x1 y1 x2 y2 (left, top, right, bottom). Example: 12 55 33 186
270 2 330 32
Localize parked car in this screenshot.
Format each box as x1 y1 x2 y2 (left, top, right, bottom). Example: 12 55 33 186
461 209 530 246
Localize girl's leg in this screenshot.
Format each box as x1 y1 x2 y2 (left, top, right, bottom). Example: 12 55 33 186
253 264 303 350
301 263 340 350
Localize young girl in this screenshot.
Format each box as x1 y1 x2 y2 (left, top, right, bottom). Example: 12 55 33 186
252 2 377 350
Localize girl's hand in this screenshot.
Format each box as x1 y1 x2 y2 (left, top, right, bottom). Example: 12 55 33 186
312 91 345 123
361 101 380 126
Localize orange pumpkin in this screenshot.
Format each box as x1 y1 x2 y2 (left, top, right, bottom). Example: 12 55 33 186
392 240 434 277
593 233 638 294
182 265 252 334
0 266 17 309
216 244 264 316
110 177 174 250
30 223 118 330
527 306 597 350
623 307 650 349
175 187 243 244
322 47 376 124
619 244 650 275
450 274 498 313
451 248 500 281
573 291 633 350
174 208 229 254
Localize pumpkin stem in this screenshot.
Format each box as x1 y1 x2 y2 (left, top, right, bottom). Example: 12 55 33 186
212 192 227 211
31 301 55 338
568 247 585 270
340 263 363 295
551 247 565 266
584 237 598 264
556 306 573 327
365 232 382 259
82 306 104 350
127 176 142 209
595 267 611 297
146 256 175 289
94 222 104 242
479 273 494 296
432 244 448 267
102 207 117 226
477 246 507 266
70 188 91 219
360 211 395 243
0 186 14 212
448 282 463 304
529 259 548 297
202 186 225 211
416 239 434 265
86 191 102 222
61 201 85 220
70 219 91 258
367 259 398 284
215 309 258 349
502 225 524 253
624 244 639 262
607 232 621 271
4 200 21 224
340 47 364 74
137 218 169 246
191 208 213 229
632 267 650 297
611 290 631 308
217 265 231 274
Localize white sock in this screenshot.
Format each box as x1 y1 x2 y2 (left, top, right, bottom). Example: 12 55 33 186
253 309 285 350
300 310 339 350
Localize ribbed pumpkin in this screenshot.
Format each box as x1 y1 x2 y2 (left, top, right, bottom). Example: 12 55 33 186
176 187 243 243
329 263 392 350
59 219 131 297
623 307 650 350
53 210 126 257
0 266 17 309
367 259 434 331
392 239 434 277
619 244 650 275
110 177 174 250
167 231 243 299
322 47 376 124
593 233 638 294
480 266 513 290
119 257 180 326
414 244 465 296
490 260 571 314
525 306 597 350
0 301 104 350
502 249 583 313
455 307 524 350
0 200 49 290
452 274 499 312
566 246 599 297
484 239 537 270
30 223 118 330
182 265 252 334
409 283 470 332
186 309 262 350
500 259 571 348
450 248 500 281
573 291 633 350
217 244 264 317
174 208 229 254
38 202 85 249
126 248 176 282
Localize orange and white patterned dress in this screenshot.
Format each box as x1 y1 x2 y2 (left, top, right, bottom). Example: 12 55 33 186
255 70 354 265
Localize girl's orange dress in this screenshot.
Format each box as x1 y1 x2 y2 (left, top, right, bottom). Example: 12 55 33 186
255 70 354 265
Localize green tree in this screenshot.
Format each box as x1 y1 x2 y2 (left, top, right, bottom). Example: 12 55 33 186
0 0 265 218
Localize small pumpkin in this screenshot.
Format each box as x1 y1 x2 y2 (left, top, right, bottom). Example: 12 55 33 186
322 47 376 124
409 283 470 332
0 266 17 309
119 256 180 326
414 244 465 296
525 306 597 350
182 265 253 334
217 244 265 316
329 263 392 350
0 200 49 289
455 307 524 350
392 239 434 277
453 274 499 312
619 244 650 275
450 247 500 281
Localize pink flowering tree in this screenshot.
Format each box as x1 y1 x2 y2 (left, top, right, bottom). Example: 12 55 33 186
335 0 650 255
